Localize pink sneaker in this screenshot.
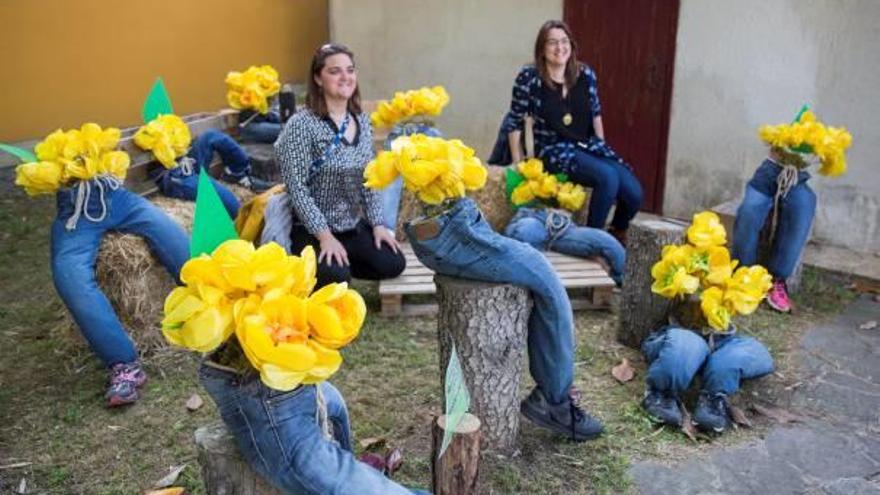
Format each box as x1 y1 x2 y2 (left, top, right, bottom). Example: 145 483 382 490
766 280 792 313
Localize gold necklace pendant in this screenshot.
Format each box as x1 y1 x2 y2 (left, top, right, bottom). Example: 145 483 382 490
562 113 573 126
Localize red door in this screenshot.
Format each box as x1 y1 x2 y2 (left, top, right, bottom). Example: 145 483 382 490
564 0 680 213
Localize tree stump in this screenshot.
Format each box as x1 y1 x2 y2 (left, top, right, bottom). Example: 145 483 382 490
618 218 687 349
435 274 532 454
240 143 280 182
431 413 482 495
195 422 281 494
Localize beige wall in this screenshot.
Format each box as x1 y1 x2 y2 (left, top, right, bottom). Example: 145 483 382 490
0 0 328 142
665 0 880 252
330 0 562 158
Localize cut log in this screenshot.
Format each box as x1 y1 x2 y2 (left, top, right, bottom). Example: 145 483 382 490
240 143 280 183
618 218 687 349
435 274 531 454
431 413 482 495
195 423 282 494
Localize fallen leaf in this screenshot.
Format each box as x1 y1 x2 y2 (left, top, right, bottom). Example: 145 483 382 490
846 280 880 294
679 403 698 442
153 464 187 488
17 478 26 494
358 437 386 451
185 394 203 411
751 403 803 424
144 488 185 495
728 404 752 428
859 320 878 331
358 452 386 472
385 447 404 477
611 358 635 383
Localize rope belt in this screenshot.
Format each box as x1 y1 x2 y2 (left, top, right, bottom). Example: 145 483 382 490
315 384 332 441
65 175 122 231
544 208 573 250
177 156 195 176
769 160 800 246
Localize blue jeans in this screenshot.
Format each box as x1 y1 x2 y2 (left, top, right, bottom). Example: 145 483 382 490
380 124 443 230
51 184 189 367
405 198 574 405
732 159 816 280
641 326 774 396
198 363 429 495
239 110 283 144
154 129 247 217
551 149 643 230
503 207 625 285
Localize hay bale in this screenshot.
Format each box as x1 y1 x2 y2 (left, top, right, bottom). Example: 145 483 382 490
394 165 589 239
62 185 254 354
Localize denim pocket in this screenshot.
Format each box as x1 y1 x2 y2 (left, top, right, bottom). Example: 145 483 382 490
264 384 312 426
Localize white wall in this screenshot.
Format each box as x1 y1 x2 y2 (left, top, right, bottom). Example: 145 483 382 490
330 0 563 158
666 0 880 252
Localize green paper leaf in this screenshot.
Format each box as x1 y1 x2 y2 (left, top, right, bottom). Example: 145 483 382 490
190 168 238 257
439 343 470 459
142 77 174 123
790 103 814 154
0 143 37 163
505 167 525 199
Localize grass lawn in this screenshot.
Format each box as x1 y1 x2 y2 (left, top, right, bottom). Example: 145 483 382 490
0 169 856 494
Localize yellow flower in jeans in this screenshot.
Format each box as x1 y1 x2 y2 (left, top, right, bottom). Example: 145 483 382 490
161 284 234 352
702 246 738 287
134 114 192 169
511 182 536 206
363 151 401 189
557 182 587 212
651 247 700 298
15 161 66 196
700 286 732 331
687 211 727 248
517 158 544 180
724 265 772 315
370 86 450 128
225 65 281 115
306 283 366 349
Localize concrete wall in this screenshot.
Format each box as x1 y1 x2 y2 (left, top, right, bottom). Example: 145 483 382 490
329 0 562 159
0 0 328 142
665 0 880 252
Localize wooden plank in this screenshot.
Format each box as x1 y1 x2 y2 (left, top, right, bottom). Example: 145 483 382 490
380 283 437 295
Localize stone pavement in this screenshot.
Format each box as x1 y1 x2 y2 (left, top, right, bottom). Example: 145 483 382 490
630 295 880 495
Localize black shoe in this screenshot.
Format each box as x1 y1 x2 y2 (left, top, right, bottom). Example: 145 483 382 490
693 391 732 433
279 83 296 123
641 389 682 426
221 171 274 193
520 387 604 442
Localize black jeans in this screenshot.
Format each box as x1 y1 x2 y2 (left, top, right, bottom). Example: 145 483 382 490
291 219 406 288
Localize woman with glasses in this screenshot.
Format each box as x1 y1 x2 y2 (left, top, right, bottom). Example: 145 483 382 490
498 20 643 245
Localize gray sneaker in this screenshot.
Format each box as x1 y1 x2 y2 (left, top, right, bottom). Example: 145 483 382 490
520 387 604 442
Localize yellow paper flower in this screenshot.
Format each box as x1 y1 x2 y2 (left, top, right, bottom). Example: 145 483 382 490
306 283 366 349
511 158 587 212
651 246 701 298
518 158 544 180
161 285 234 352
758 110 853 177
702 246 738 287
226 65 281 115
134 114 192 169
371 86 450 129
700 286 732 331
724 265 773 315
557 182 587 212
511 182 536 206
364 134 487 205
687 211 726 248
14 161 65 196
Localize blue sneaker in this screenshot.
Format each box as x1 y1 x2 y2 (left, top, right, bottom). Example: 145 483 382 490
520 387 603 442
693 391 732 433
642 389 683 426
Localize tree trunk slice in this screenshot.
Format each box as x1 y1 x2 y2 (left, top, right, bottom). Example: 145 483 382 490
435 274 532 454
431 413 482 495
618 218 687 349
194 422 282 494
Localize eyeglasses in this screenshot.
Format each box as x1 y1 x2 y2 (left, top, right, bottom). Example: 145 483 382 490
545 38 571 48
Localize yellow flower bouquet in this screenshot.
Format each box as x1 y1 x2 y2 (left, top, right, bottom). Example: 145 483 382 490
758 107 853 177
370 86 450 129
364 134 487 210
15 123 130 196
226 65 281 115
651 211 773 331
506 158 588 212
162 240 366 391
134 114 192 169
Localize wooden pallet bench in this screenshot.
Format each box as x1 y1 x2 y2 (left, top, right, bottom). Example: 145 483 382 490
379 242 616 316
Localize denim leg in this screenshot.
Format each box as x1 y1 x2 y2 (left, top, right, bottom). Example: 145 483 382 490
240 121 283 144
503 215 550 249
320 382 353 452
380 177 404 230
564 150 620 228
50 193 138 366
608 163 643 230
155 167 240 218
732 185 774 267
551 225 625 285
702 335 774 395
113 190 190 281
190 129 251 178
642 327 710 396
199 367 423 495
768 183 816 279
408 199 574 404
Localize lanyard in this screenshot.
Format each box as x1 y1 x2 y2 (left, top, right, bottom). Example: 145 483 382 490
309 113 351 178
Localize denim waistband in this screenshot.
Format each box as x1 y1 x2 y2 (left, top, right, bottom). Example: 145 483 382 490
55 175 122 230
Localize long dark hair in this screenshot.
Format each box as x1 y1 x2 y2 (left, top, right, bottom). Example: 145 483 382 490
534 20 581 89
306 43 362 117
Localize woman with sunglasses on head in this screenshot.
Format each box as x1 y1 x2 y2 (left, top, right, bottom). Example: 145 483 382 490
275 43 405 288
498 20 643 245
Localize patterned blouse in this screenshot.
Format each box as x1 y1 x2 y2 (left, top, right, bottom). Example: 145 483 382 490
501 64 629 173
275 109 382 235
